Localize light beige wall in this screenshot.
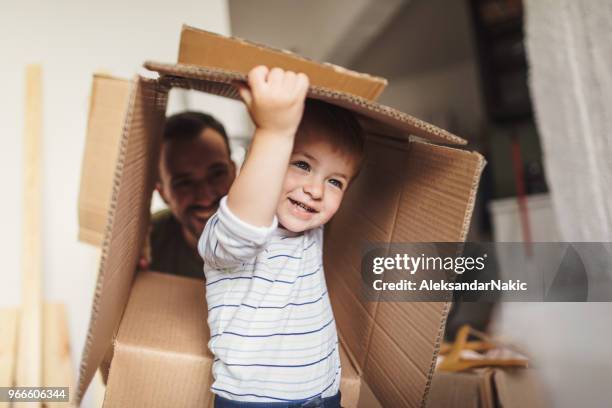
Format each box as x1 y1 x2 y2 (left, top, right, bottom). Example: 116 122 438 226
0 2 233 406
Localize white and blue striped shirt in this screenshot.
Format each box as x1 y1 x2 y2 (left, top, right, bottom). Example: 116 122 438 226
198 197 341 403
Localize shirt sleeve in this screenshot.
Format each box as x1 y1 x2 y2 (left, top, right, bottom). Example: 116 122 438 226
198 196 278 269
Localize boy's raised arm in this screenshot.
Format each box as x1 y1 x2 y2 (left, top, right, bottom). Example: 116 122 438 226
227 66 309 227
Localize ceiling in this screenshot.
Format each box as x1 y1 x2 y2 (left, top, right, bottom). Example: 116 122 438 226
229 0 477 79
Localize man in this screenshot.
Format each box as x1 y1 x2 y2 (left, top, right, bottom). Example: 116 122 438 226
101 111 235 383
149 111 236 279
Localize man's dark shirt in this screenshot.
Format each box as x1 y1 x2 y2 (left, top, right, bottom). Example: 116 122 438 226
149 209 204 279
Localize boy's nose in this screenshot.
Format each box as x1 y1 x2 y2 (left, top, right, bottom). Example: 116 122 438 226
303 179 324 199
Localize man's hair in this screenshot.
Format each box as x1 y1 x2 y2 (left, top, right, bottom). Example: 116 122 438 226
300 99 365 173
163 111 231 155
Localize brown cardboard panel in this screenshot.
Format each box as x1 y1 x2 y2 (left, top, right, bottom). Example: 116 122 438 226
374 302 447 372
360 142 484 407
145 63 467 146
338 340 361 408
493 368 550 408
323 137 414 371
364 326 427 408
178 25 387 101
78 75 131 246
340 138 408 238
79 43 485 406
357 380 383 408
327 267 373 370
325 207 387 312
427 371 489 408
394 142 485 242
104 272 365 408
105 343 213 408
427 368 549 408
104 271 212 408
112 272 210 356
76 78 167 404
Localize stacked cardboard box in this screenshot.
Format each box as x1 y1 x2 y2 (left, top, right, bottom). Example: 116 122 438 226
76 26 484 407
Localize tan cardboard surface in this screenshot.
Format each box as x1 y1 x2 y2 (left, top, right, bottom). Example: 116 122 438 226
77 77 167 403
178 25 387 101
78 75 131 246
145 62 467 147
428 368 549 408
325 138 484 408
104 272 213 408
78 44 484 407
427 370 491 408
104 271 367 408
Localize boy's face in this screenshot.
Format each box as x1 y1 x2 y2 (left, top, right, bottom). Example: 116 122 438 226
277 125 359 233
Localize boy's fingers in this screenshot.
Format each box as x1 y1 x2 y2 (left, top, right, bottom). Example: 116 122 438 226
236 83 253 107
248 65 269 93
282 70 296 88
268 67 284 87
295 72 310 96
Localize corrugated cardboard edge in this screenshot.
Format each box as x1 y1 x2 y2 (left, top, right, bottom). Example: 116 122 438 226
76 77 140 405
179 25 388 100
419 148 486 408
143 61 467 146
77 73 131 247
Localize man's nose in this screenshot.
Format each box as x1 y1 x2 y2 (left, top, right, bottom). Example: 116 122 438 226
194 181 216 205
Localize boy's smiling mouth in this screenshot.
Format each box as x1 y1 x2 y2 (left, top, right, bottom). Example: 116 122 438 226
288 198 318 214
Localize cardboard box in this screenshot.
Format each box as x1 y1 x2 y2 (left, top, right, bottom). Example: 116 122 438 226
103 271 378 407
76 29 485 407
427 368 550 408
178 25 388 101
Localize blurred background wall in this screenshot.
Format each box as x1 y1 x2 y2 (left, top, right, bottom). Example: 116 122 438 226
0 1 239 405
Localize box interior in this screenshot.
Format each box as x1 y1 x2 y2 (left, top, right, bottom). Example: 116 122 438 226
77 70 484 407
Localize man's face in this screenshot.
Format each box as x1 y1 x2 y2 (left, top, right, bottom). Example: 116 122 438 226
276 126 358 233
157 127 235 247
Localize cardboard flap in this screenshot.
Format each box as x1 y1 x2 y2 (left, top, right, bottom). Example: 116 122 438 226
105 271 370 408
104 272 214 408
77 77 167 404
324 139 485 408
78 74 131 246
143 62 467 146
178 25 387 101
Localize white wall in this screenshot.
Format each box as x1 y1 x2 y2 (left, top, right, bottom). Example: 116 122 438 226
0 1 238 406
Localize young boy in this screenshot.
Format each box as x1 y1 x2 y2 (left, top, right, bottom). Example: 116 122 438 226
199 65 364 407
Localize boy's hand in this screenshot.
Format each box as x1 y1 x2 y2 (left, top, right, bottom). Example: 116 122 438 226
237 66 309 136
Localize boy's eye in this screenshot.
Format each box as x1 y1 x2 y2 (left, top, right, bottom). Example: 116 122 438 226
292 160 310 171
328 179 344 189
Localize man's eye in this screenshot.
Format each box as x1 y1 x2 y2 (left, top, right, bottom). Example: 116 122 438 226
210 168 228 179
172 179 193 189
328 179 343 189
292 161 310 171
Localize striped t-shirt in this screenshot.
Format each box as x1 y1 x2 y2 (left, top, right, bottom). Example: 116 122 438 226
198 197 341 403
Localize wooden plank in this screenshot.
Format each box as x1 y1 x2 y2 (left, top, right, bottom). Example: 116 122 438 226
16 64 43 405
0 308 19 408
43 303 74 407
